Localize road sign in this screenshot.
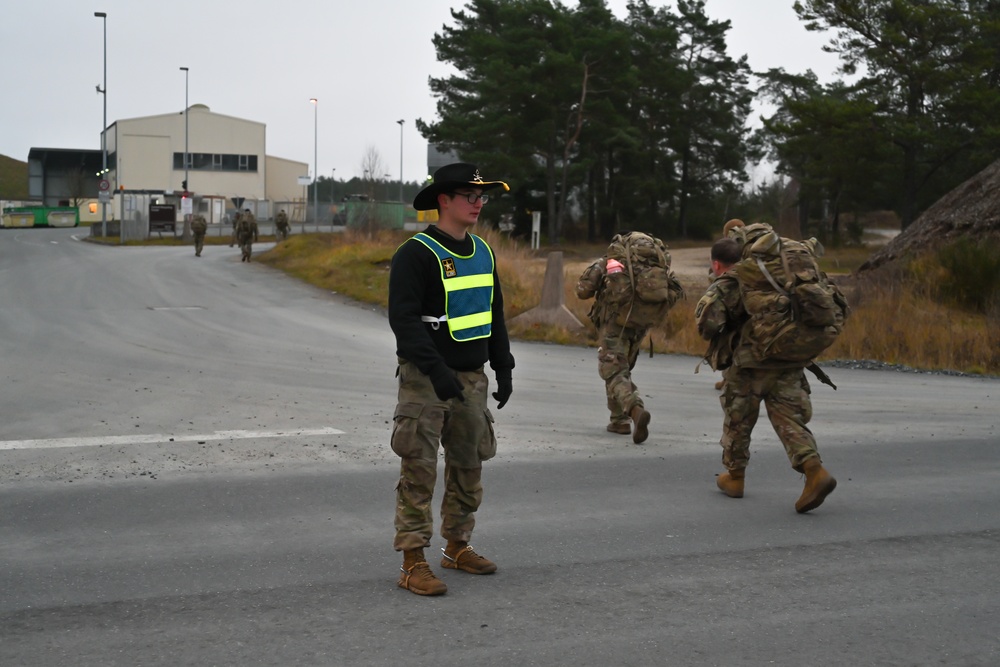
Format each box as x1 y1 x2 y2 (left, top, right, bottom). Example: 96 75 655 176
98 191 111 203
98 179 110 191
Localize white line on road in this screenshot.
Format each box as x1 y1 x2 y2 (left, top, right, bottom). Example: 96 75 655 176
0 428 345 451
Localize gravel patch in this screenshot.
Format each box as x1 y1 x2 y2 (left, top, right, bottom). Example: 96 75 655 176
822 359 999 379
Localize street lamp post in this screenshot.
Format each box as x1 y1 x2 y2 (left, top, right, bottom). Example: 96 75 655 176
310 98 318 229
330 167 336 216
396 119 404 202
180 66 190 240
94 12 107 238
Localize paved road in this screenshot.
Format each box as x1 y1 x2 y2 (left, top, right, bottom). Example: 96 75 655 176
1 227 997 666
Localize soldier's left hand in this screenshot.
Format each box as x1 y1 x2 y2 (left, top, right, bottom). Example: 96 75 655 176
492 371 512 410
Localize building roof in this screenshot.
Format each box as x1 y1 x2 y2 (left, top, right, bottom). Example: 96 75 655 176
115 104 264 128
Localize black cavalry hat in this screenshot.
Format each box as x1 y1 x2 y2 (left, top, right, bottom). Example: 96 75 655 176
412 162 509 211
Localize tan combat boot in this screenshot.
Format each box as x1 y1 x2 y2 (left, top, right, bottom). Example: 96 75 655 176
398 548 447 596
716 469 745 498
630 405 651 444
795 458 837 513
606 421 631 435
441 541 497 574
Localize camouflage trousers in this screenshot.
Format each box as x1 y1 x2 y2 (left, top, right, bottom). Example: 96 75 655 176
238 233 254 260
597 323 647 425
719 366 820 473
193 232 205 256
391 359 497 552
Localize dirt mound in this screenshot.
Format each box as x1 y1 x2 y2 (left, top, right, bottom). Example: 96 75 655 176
858 159 1000 274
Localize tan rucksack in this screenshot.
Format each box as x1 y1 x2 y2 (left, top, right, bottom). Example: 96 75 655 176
600 231 684 328
732 225 849 363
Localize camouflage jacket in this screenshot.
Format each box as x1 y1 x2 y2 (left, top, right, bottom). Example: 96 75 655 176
695 273 743 371
576 258 639 331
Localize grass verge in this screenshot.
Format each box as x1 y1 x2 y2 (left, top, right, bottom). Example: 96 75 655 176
257 227 998 375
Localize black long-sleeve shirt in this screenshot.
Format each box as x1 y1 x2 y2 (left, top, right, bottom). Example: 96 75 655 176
388 225 514 376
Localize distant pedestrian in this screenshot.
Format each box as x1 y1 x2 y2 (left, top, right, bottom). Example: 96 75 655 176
275 209 290 240
236 209 258 262
191 214 208 257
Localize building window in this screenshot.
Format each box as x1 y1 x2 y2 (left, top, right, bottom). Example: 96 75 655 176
173 152 258 172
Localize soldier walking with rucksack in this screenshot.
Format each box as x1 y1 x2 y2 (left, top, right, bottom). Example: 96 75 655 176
191 213 208 257
275 209 290 240
695 220 849 513
576 231 684 443
236 208 258 262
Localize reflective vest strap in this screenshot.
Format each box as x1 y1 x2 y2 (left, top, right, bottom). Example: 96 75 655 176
448 311 492 331
442 273 494 292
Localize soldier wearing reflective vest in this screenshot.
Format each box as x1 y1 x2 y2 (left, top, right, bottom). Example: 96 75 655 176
388 163 515 596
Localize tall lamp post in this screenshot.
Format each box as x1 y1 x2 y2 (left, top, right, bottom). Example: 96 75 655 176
396 119 404 202
180 67 190 239
330 168 336 209
94 11 107 238
310 98 318 228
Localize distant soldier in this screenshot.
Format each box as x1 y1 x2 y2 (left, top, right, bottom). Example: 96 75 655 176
191 214 208 257
236 208 259 262
275 209 290 240
575 231 684 443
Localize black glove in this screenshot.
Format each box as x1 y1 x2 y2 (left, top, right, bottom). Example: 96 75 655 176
429 365 465 402
492 369 512 410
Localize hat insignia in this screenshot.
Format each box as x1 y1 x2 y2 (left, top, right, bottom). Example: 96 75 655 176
472 169 484 184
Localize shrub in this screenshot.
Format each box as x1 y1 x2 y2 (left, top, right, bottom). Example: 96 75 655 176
934 237 1000 313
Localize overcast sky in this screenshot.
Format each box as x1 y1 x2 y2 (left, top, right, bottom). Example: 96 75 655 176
1 0 841 186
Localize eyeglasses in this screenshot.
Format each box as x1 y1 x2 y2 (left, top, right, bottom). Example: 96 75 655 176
451 192 490 205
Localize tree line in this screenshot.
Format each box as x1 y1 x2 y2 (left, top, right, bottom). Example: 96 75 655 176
416 0 1000 244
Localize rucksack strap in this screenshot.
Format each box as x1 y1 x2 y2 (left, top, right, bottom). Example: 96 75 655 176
755 256 787 296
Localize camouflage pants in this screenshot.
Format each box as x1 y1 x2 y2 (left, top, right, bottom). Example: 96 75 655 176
238 233 253 260
719 366 820 473
391 359 497 552
193 232 205 256
597 323 647 425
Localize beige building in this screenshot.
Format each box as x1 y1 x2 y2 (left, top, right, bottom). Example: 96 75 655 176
102 104 307 223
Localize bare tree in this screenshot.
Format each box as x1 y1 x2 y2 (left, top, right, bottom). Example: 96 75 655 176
358 145 390 236
359 146 388 194
65 166 88 208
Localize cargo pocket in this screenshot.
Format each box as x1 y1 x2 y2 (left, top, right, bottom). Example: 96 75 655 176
390 402 427 459
477 408 498 462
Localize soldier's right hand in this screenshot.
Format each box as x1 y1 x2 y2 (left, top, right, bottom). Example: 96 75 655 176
430 365 465 402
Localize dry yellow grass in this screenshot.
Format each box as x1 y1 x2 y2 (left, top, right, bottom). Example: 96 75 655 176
830 279 999 374
257 227 999 375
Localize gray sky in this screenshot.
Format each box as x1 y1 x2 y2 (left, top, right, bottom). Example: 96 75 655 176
1 0 841 185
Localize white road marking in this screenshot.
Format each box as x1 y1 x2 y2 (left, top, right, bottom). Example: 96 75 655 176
0 428 345 451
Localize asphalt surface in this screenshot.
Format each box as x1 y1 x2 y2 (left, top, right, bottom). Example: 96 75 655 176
1 226 997 666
